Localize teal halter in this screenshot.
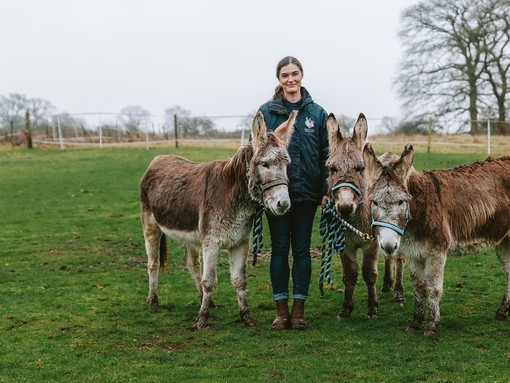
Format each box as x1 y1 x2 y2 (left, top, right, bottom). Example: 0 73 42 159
331 182 362 196
371 220 405 236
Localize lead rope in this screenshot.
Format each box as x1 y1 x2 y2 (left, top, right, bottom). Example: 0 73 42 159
319 199 375 296
319 200 345 295
252 205 264 266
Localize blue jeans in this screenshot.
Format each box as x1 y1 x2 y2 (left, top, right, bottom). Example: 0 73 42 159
266 201 318 301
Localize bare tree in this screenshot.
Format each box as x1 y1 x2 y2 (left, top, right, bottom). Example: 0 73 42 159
119 105 150 135
479 0 510 133
26 97 56 135
378 116 400 135
0 93 28 143
56 112 87 138
395 0 509 134
164 105 215 138
334 114 356 136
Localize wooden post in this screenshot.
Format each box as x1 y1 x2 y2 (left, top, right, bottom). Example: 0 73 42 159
174 114 179 148
25 109 33 149
427 117 432 154
487 119 491 156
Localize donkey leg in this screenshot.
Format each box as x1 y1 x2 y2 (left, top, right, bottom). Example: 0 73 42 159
362 245 379 318
381 257 394 293
195 244 219 330
394 251 406 302
142 211 163 307
338 249 358 318
423 253 446 337
229 244 256 327
494 236 510 320
184 245 205 304
406 260 426 332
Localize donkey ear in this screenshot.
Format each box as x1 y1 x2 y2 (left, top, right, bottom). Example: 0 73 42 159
274 110 297 147
251 111 268 149
394 144 414 181
363 142 382 181
352 113 368 150
326 113 343 146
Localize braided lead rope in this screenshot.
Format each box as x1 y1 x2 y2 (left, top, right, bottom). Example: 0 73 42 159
319 200 375 295
328 203 374 241
252 206 264 266
319 201 347 295
319 211 329 295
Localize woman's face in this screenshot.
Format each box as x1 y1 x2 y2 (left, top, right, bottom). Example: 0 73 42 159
278 63 303 97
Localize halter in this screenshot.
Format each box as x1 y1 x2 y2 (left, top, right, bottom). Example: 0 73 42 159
252 177 289 266
371 220 405 236
331 182 362 196
371 205 409 236
258 178 288 193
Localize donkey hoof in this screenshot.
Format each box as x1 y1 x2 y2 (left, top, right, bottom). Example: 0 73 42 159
406 320 421 332
367 310 379 319
423 324 437 337
394 291 404 302
381 283 392 293
241 314 256 327
194 319 210 331
147 295 158 307
494 309 507 321
337 308 352 319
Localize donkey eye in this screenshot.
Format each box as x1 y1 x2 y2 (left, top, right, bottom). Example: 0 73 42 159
372 201 378 207
260 162 270 169
398 200 405 206
356 165 365 173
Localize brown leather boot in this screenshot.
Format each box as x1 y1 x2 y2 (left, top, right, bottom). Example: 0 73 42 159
271 300 290 330
290 299 308 330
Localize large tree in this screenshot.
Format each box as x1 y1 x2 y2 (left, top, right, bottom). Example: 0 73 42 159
395 0 510 134
479 0 510 133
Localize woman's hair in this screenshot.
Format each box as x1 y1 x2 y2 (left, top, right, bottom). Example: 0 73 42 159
273 56 304 97
276 56 304 79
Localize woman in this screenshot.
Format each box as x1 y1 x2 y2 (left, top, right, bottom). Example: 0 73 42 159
258 56 329 330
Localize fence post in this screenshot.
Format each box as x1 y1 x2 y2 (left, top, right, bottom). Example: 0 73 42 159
174 114 179 148
56 114 65 150
25 109 33 149
427 117 432 153
487 119 491 156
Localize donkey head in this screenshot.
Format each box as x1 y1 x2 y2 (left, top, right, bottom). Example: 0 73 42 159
248 110 296 216
326 113 368 219
363 143 414 257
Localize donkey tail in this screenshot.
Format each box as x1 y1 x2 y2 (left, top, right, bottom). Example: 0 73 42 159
159 235 168 271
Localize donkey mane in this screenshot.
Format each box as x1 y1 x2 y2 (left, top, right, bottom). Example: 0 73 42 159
214 144 253 191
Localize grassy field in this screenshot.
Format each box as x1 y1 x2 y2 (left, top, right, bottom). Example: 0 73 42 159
1 140 510 383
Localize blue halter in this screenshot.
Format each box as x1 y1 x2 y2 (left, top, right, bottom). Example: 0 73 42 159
371 220 405 236
331 182 362 196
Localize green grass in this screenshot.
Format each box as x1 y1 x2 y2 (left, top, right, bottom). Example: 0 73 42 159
1 145 510 383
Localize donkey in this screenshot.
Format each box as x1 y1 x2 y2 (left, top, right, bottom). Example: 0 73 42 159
139 111 296 329
363 143 510 336
325 113 404 318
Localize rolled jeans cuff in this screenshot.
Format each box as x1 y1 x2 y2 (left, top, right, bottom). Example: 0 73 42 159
273 293 289 301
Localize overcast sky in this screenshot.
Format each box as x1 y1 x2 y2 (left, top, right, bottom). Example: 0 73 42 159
1 0 418 133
